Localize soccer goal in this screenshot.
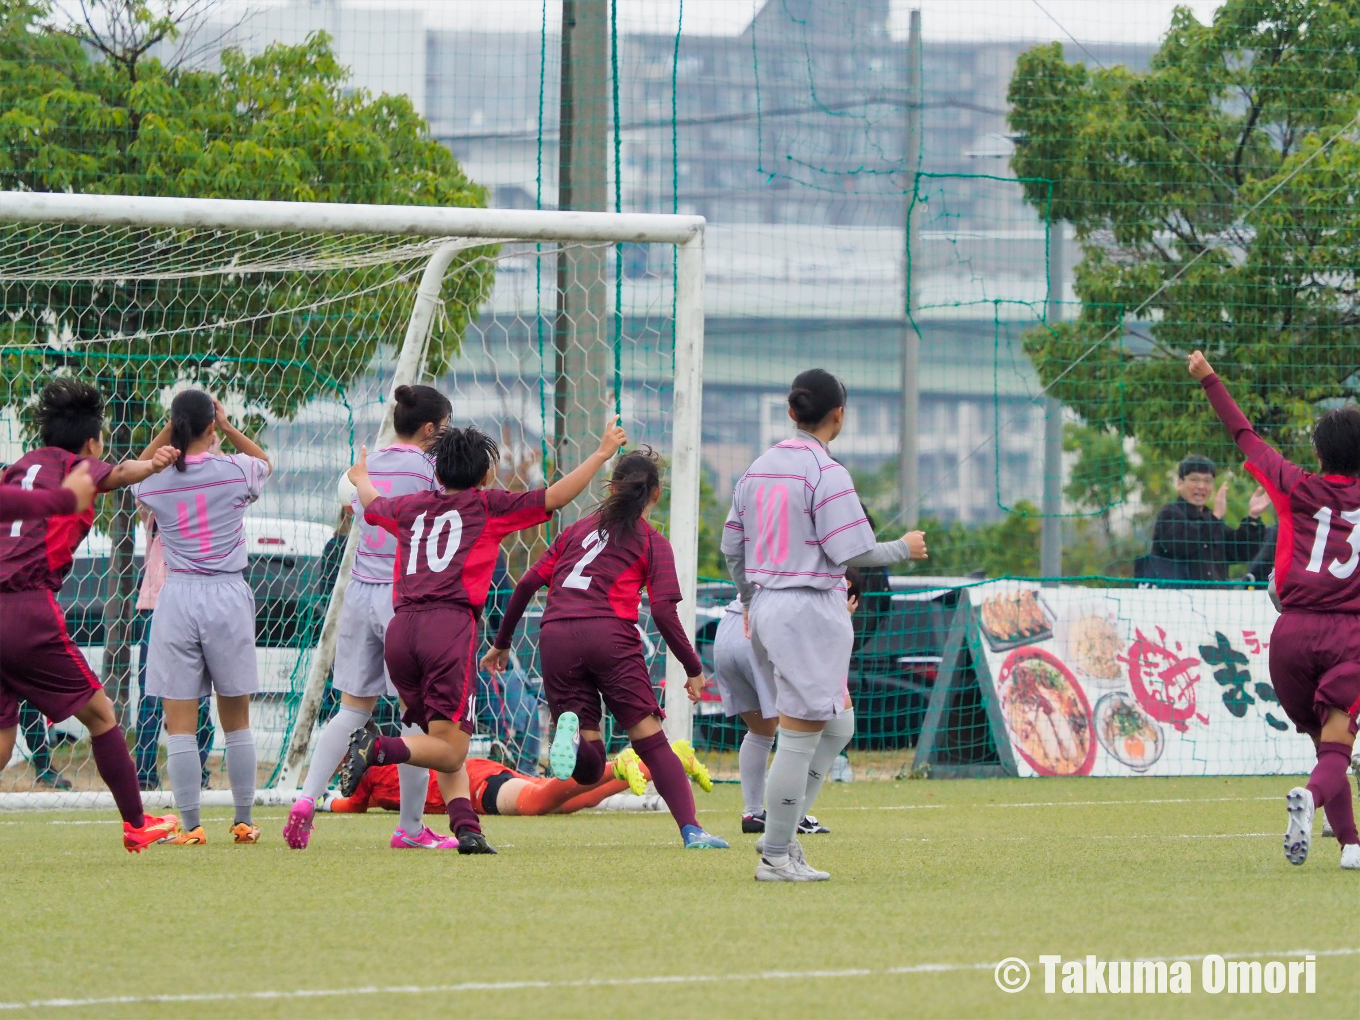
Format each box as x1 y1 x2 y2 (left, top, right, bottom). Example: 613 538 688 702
0 192 704 809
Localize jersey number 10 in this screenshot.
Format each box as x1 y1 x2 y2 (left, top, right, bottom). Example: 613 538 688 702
406 510 463 575
1306 506 1360 579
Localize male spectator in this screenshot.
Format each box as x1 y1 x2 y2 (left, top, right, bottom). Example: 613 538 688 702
1145 455 1270 582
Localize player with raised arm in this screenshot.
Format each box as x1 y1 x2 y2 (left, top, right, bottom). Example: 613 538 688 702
284 384 452 851
722 369 926 881
482 449 728 850
1190 350 1360 870
133 390 272 845
338 416 626 854
0 378 180 852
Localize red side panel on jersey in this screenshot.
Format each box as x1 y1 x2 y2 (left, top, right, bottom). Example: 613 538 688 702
1243 459 1296 599
606 555 648 621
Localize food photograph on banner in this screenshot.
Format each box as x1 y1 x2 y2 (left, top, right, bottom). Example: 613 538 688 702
967 582 1313 778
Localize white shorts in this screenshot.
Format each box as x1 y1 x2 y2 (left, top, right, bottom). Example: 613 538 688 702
712 610 776 719
333 580 397 699
145 573 259 700
748 587 852 722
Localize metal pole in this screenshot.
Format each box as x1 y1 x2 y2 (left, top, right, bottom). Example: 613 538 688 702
899 8 921 527
555 0 611 520
663 236 705 743
1039 223 1065 585
276 242 463 790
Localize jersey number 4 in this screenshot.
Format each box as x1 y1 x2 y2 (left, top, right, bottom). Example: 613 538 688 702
406 510 463 574
562 529 609 590
1306 506 1360 579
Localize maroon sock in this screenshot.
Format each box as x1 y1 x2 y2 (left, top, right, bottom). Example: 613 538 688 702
374 735 410 766
632 730 698 831
90 727 145 828
1309 742 1358 845
572 738 606 784
447 796 481 835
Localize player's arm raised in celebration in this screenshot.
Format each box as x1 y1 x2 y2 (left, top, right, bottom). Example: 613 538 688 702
347 445 381 509
543 414 627 511
1188 350 1302 495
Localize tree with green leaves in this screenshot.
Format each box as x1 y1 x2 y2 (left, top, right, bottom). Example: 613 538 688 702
1008 0 1360 475
0 0 492 719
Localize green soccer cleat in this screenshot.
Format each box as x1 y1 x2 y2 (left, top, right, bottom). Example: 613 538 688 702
550 712 581 781
612 747 648 796
671 739 713 793
682 824 729 849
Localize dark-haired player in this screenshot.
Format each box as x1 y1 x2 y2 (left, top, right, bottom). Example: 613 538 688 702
285 383 452 851
722 368 926 881
0 378 181 852
338 416 626 853
1191 350 1360 870
484 449 728 850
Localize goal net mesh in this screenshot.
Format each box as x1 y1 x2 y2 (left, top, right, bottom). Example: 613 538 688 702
0 222 682 802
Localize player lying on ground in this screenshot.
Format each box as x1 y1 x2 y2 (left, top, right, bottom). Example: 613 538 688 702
135 390 273 845
285 384 452 851
0 379 180 852
1190 350 1360 870
722 368 927 881
483 449 728 850
338 416 627 854
326 747 708 818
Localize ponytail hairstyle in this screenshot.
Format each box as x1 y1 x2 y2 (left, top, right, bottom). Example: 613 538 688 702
595 447 662 539
788 368 847 428
168 389 216 472
35 377 104 454
392 384 452 440
432 425 499 489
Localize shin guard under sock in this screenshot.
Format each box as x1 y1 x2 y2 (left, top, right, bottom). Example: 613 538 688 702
90 727 145 828
398 723 430 836
1310 741 1358 845
224 729 256 826
632 730 699 831
802 708 855 816
738 730 774 816
446 796 481 835
571 737 606 785
762 727 821 861
301 704 371 801
166 733 202 831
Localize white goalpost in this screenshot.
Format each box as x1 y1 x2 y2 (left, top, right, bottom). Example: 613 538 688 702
0 192 704 809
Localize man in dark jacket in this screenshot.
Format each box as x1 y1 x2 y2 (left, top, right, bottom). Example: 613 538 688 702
1148 455 1270 582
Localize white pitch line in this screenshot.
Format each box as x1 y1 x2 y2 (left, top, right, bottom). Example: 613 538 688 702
4 947 1358 1011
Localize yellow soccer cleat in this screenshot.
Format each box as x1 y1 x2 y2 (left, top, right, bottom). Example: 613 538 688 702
612 748 648 796
672 739 713 793
167 825 207 845
230 822 261 844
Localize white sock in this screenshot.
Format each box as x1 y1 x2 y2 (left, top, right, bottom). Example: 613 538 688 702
738 730 775 816
224 729 256 826
761 728 820 863
301 704 371 801
166 733 201 831
398 722 429 835
803 708 855 816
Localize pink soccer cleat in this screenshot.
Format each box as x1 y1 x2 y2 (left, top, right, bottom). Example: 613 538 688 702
283 795 316 850
391 825 460 849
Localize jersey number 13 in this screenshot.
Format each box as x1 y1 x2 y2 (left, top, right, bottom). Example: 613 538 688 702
1306 506 1360 579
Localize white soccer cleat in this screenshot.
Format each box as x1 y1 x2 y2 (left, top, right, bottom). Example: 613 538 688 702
1341 844 1360 870
1284 787 1314 866
755 834 809 864
755 855 830 882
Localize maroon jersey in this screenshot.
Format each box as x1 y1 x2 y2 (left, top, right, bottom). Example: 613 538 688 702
0 448 114 593
1204 373 1360 612
364 486 550 613
536 514 682 625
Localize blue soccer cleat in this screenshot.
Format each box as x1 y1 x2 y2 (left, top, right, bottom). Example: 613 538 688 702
682 824 730 849
550 711 581 781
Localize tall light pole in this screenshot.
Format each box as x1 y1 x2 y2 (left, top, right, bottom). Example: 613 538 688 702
899 8 922 527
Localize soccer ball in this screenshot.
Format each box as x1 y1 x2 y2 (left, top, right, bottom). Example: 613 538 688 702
337 468 357 508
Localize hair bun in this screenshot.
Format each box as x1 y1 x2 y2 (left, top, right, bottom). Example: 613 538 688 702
393 385 415 406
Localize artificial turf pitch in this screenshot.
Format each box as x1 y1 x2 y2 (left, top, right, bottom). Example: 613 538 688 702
1 776 1357 1019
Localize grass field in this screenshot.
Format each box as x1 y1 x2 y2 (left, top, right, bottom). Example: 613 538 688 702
2 776 1358 1019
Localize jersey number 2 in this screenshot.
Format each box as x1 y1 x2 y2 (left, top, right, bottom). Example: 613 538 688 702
562 529 608 590
1306 506 1360 579
407 510 463 574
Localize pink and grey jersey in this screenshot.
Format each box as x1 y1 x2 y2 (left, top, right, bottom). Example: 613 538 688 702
0 448 114 592
721 430 876 592
349 444 439 584
364 486 550 614
132 453 270 575
1204 372 1360 613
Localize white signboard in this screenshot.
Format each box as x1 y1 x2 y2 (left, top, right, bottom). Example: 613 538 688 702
965 581 1314 777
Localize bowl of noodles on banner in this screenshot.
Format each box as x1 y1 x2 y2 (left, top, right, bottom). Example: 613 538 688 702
997 647 1095 776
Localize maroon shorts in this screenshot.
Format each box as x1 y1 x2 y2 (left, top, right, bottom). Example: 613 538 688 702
384 606 477 734
1269 612 1360 740
539 617 663 732
0 590 102 729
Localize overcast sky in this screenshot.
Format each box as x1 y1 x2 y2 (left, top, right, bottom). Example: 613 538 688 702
335 0 1228 42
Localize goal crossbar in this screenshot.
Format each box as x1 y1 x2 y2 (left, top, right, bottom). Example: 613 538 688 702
0 193 705 804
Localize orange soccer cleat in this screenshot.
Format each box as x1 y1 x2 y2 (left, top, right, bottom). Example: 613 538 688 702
123 813 180 854
165 825 208 845
230 822 261 844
